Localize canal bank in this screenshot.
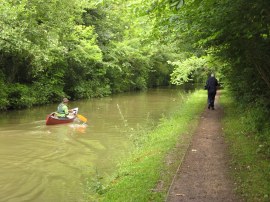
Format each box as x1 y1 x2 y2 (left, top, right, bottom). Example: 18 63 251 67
92 90 207 201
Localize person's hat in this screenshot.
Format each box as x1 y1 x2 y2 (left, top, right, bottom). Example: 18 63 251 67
63 98 69 103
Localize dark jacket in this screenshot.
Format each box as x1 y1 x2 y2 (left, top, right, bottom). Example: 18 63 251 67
206 76 218 93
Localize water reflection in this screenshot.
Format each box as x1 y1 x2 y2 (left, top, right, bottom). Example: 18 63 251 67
0 87 193 201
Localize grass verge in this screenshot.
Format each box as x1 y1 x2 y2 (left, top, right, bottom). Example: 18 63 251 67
220 90 270 201
88 90 207 201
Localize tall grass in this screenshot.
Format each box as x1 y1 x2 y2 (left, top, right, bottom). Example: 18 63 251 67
86 90 207 201
221 90 270 201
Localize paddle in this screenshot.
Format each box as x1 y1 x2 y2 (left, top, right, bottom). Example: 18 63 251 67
77 114 87 123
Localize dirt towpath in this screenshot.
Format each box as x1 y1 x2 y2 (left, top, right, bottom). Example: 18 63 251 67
166 91 240 202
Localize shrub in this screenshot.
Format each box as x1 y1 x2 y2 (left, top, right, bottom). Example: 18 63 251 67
7 83 34 109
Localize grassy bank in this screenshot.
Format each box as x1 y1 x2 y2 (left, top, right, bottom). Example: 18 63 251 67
87 90 207 201
220 90 270 201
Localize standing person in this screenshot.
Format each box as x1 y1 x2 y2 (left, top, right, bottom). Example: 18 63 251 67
56 98 72 118
205 73 219 110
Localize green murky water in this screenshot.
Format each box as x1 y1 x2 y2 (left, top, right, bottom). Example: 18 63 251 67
0 87 192 202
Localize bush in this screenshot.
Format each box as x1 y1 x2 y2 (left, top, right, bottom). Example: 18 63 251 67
32 81 66 104
0 76 9 110
221 90 270 200
7 83 34 109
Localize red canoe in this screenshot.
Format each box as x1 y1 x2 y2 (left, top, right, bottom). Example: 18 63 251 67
46 114 76 125
46 108 78 125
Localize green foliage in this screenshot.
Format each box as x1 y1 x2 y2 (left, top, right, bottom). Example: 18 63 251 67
148 45 177 87
82 3 126 47
238 99 270 150
32 78 66 104
145 0 270 164
145 0 270 99
104 39 151 92
0 0 192 110
0 72 9 110
170 56 207 85
170 54 225 85
65 25 102 64
0 0 104 108
7 83 34 109
66 79 111 99
222 89 270 155
0 0 92 76
221 90 270 200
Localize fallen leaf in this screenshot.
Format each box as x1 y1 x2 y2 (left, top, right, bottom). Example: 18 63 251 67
176 193 185 196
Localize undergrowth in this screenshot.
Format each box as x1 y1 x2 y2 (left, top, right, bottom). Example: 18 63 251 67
221 90 270 201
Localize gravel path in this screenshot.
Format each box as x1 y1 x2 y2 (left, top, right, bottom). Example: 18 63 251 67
166 91 240 202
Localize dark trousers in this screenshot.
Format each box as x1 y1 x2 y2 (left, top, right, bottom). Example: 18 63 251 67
208 91 216 108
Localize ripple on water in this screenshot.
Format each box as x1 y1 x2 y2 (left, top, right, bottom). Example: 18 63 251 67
0 88 189 201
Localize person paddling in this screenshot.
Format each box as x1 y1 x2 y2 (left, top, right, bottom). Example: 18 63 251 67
56 98 72 118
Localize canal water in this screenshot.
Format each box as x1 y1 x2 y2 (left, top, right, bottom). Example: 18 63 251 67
0 87 192 202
